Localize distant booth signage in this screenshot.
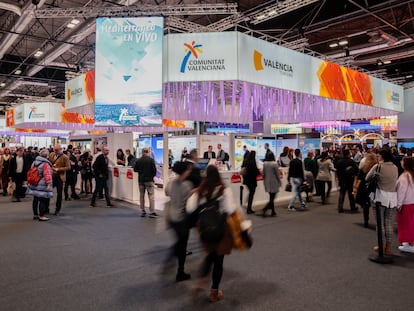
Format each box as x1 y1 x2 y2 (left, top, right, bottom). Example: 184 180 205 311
94 17 164 127
65 70 95 110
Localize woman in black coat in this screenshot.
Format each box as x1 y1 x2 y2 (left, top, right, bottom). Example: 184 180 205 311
243 150 260 214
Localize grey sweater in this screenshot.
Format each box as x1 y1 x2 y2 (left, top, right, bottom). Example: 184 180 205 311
164 178 193 223
366 162 398 192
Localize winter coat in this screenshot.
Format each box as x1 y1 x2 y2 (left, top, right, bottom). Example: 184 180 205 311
26 156 54 199
263 161 282 193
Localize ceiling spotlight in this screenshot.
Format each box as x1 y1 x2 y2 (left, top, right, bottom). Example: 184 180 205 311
0 82 6 87
34 50 43 57
406 75 413 79
67 23 75 28
70 19 80 25
338 39 348 46
383 60 391 64
14 69 22 75
377 59 383 66
329 42 338 48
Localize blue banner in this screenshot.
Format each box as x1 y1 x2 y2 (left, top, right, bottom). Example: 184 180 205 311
95 17 163 126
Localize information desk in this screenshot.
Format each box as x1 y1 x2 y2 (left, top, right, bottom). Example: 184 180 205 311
110 166 140 204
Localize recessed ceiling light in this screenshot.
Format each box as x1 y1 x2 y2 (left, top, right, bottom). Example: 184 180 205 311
67 23 75 28
383 60 391 64
329 43 338 48
338 40 348 46
70 19 80 25
14 69 22 75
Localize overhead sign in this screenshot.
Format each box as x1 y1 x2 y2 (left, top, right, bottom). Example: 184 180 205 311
5 109 14 127
95 17 164 126
165 32 238 82
164 32 403 112
65 70 95 109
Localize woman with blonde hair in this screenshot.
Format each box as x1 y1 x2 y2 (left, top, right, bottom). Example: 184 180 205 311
396 156 414 253
353 152 378 227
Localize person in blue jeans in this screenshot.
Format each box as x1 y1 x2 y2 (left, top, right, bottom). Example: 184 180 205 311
287 149 306 211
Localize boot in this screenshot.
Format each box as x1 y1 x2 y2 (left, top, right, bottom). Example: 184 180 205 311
209 289 223 302
384 243 392 255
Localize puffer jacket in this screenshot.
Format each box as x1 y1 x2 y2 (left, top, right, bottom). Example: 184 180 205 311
26 156 54 199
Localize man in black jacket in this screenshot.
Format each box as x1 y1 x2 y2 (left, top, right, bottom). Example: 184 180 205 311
90 147 113 208
64 145 80 200
9 147 28 202
287 149 306 211
335 149 358 213
134 148 157 218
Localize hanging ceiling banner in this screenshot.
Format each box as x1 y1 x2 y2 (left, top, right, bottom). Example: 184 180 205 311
5 109 14 127
164 32 403 112
164 32 238 82
237 32 403 112
95 17 164 127
65 70 95 110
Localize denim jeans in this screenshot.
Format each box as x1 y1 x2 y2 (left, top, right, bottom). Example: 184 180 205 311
288 177 305 207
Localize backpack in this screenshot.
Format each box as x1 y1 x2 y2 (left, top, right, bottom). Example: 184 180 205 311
198 196 227 243
27 163 41 186
223 152 230 162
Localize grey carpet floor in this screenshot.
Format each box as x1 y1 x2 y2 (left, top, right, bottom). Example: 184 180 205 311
0 191 413 311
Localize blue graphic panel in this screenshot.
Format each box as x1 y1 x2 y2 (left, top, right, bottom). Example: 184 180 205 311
95 17 163 126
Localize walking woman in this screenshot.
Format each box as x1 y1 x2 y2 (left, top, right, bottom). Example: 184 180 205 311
396 156 414 253
353 152 377 227
262 152 282 217
164 161 193 282
366 148 398 255
315 151 335 205
186 165 239 303
242 150 260 214
1 147 12 196
26 149 54 221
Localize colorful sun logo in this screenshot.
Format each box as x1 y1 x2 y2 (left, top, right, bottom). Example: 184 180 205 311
180 41 203 73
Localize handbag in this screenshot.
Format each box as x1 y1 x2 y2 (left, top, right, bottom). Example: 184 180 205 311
285 183 292 192
366 165 381 195
226 210 253 250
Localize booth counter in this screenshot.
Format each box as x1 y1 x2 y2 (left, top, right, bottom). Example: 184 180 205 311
110 166 139 204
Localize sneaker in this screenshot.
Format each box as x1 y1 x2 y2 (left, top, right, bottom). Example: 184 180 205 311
398 244 414 253
106 203 116 208
140 212 147 217
287 206 296 211
38 216 50 221
89 203 96 208
33 215 39 220
149 212 159 218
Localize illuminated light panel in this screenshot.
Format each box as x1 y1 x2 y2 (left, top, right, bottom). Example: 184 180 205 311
300 121 350 128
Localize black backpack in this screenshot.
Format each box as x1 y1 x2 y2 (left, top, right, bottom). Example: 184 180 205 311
198 196 227 243
223 152 230 162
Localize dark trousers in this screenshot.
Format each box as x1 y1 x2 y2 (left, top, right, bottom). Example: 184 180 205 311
81 174 93 193
201 252 224 289
91 176 110 205
318 180 332 204
32 196 50 216
169 221 190 272
338 181 356 211
264 192 276 214
64 172 78 199
247 185 256 211
1 172 8 194
12 173 24 200
52 174 63 212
